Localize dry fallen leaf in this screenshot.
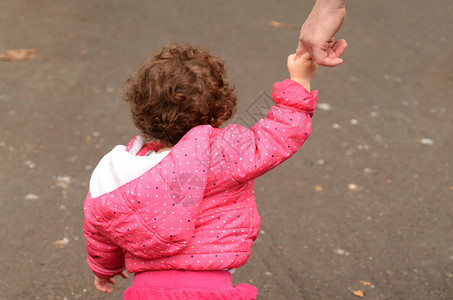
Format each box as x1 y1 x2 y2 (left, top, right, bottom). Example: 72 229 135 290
360 280 371 286
314 185 323 192
348 183 359 190
0 48 37 61
334 248 345 255
53 238 69 248
352 290 365 297
268 20 299 29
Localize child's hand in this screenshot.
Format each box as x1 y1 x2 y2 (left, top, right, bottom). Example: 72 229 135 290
94 271 129 293
287 52 318 92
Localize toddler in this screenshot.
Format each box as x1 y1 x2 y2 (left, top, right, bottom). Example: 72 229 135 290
84 44 318 299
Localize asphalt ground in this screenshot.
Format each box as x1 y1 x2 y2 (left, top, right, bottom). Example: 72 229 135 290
1 0 452 299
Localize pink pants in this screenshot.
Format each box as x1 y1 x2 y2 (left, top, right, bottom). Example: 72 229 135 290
123 270 258 300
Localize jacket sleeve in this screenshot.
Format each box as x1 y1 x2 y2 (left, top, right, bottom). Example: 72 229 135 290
84 194 126 279
214 79 318 182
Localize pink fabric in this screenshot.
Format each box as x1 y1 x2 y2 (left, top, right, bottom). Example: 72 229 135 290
123 270 257 299
84 79 318 278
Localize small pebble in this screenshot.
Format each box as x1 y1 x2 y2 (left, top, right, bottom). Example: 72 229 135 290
420 138 434 145
24 160 36 168
24 193 40 201
317 103 332 111
56 176 72 188
345 149 354 156
357 144 370 150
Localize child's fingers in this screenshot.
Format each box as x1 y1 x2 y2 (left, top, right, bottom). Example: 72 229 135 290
294 51 312 61
100 283 113 293
94 278 113 293
288 53 312 67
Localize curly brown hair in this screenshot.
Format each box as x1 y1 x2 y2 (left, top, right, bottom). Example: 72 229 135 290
124 44 237 146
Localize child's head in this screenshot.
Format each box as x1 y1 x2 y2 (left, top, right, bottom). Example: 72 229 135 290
124 44 237 146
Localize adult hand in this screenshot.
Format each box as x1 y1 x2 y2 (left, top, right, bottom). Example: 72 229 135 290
94 271 129 293
297 0 348 67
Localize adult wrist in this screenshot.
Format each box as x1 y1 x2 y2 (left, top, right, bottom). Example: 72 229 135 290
315 0 346 10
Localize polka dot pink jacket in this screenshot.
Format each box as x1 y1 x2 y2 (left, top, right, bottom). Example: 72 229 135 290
83 79 318 278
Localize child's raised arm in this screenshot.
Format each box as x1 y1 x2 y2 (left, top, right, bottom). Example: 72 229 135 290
210 53 319 182
287 52 318 92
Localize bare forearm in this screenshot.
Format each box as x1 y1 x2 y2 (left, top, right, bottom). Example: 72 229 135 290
314 0 345 9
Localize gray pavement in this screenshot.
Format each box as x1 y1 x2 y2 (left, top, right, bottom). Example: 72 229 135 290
1 0 452 299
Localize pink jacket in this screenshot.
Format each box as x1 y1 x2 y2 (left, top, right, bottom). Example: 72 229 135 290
83 79 317 278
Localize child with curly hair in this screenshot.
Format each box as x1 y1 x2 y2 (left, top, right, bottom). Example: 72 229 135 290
84 44 318 299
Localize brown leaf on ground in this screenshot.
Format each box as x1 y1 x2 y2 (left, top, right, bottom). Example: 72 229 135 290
0 48 37 61
268 21 299 29
352 290 365 297
52 238 69 248
360 280 371 286
314 185 323 192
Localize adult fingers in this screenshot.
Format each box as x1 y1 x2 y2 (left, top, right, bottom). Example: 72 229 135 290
311 46 329 66
318 57 344 67
295 40 309 58
315 40 347 67
332 39 348 58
